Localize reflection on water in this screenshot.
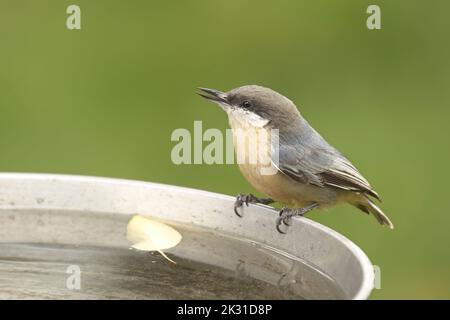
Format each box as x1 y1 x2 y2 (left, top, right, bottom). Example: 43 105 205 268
0 209 347 299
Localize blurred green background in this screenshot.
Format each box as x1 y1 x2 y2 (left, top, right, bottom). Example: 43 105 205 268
1 0 449 299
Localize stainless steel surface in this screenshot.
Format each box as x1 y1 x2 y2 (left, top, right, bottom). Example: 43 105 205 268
0 173 374 299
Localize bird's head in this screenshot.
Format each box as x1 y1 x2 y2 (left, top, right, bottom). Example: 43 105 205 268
197 85 301 129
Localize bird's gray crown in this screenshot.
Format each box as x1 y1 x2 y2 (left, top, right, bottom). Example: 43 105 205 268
226 85 301 126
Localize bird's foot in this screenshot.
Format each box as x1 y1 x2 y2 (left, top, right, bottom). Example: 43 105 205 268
275 208 298 233
234 194 273 217
276 203 319 234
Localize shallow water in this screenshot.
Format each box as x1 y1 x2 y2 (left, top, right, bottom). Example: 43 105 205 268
0 209 347 299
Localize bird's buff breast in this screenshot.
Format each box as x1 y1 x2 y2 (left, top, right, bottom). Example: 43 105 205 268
228 115 338 208
238 160 337 207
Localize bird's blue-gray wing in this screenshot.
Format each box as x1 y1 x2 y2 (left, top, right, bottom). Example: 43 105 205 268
273 142 380 200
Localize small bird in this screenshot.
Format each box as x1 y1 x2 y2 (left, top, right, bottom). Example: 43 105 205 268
197 85 394 233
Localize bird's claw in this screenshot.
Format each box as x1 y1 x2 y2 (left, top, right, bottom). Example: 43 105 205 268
280 208 293 226
234 194 247 217
276 208 293 233
275 203 318 234
276 216 287 234
235 194 275 217
234 194 257 217
234 196 244 217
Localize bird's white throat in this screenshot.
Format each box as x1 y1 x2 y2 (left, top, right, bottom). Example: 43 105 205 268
226 107 270 130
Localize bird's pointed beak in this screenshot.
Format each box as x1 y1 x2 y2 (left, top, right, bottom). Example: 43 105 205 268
196 87 229 107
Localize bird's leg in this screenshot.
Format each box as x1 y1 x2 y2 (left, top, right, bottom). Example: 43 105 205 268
276 203 319 234
234 194 274 217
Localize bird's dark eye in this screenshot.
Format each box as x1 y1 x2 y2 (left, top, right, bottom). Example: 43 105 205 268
242 100 251 108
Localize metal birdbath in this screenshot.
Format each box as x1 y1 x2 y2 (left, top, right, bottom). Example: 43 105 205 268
0 173 374 299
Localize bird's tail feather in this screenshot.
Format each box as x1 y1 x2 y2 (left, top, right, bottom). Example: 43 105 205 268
356 197 394 229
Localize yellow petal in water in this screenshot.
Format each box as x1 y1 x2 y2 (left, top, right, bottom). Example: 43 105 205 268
126 215 182 264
